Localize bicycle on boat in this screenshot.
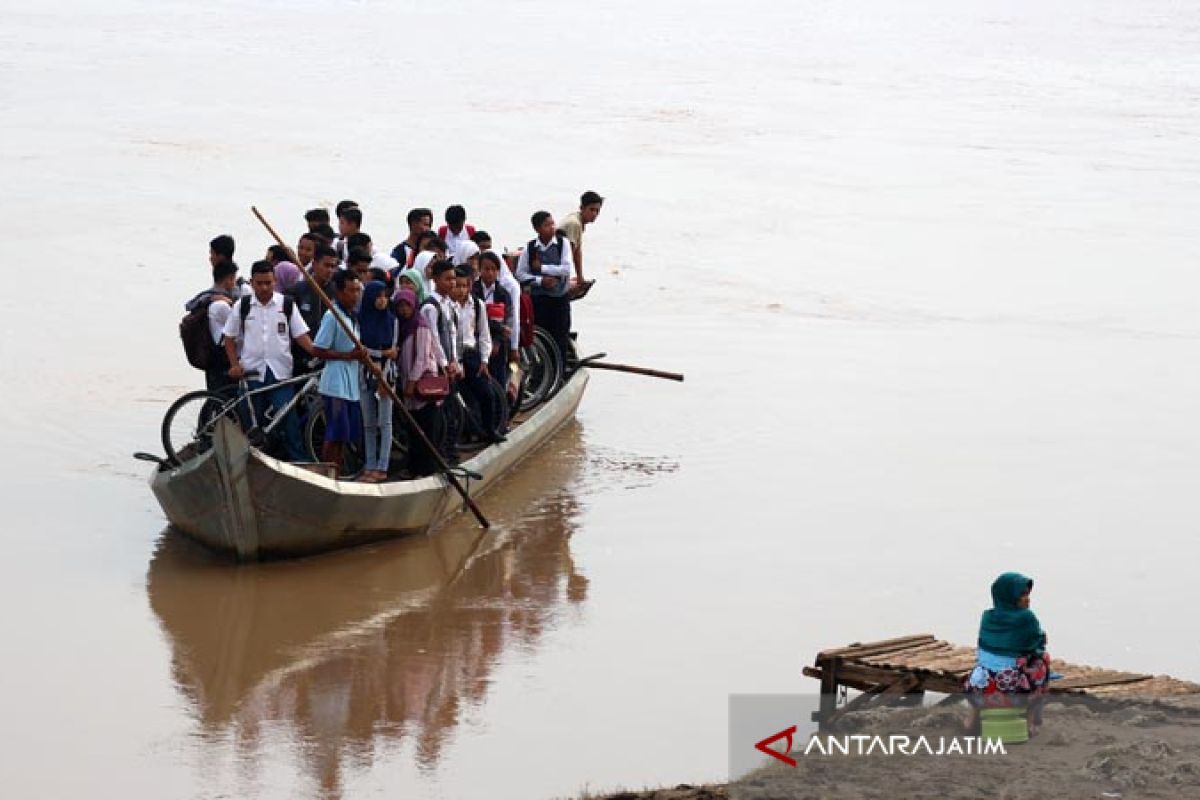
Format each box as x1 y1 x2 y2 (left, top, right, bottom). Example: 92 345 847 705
159 367 372 478
160 325 576 477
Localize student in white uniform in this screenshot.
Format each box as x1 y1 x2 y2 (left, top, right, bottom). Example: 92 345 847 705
438 204 476 260
470 230 521 353
452 264 503 442
222 260 318 462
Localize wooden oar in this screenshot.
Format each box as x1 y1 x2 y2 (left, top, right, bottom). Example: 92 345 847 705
584 361 684 382
251 206 490 529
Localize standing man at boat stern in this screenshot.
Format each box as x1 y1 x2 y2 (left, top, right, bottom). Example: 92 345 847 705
311 270 367 472
515 211 575 366
223 260 318 462
560 190 603 294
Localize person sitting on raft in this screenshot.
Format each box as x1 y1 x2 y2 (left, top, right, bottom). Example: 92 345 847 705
964 571 1052 734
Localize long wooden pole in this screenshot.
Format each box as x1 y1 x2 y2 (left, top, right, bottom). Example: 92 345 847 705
251 206 490 529
585 361 684 382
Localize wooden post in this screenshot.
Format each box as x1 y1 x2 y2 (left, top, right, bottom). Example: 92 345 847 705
816 657 840 731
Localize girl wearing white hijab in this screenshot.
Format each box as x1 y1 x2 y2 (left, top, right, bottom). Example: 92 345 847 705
454 239 481 270
412 250 437 297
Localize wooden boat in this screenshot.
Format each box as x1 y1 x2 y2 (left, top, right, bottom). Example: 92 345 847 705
148 369 589 560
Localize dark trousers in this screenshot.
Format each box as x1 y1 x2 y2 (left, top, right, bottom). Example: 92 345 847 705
461 348 503 439
488 344 510 392
205 364 234 395
407 401 445 477
532 293 571 369
488 345 511 430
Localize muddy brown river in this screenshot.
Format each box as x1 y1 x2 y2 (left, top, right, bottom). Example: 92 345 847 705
2 1 1199 798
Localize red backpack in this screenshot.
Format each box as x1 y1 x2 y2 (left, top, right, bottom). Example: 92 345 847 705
519 290 534 348
437 223 476 240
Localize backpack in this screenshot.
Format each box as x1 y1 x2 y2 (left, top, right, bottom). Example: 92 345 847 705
421 296 455 362
179 290 230 370
438 223 476 240
519 290 534 348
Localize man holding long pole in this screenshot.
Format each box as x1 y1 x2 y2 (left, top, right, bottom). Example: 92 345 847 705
309 270 366 472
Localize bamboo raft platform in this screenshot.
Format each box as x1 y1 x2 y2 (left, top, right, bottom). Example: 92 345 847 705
804 634 1200 729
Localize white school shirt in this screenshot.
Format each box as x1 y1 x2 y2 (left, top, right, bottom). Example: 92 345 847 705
207 296 233 345
444 227 472 259
222 291 310 380
455 296 492 356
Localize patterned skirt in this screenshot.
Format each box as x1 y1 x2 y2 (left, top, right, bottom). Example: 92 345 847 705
963 652 1052 711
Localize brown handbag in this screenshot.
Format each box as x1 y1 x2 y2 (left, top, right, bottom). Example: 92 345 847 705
415 371 450 400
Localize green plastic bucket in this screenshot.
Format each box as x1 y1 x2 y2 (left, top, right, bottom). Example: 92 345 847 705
980 707 1028 744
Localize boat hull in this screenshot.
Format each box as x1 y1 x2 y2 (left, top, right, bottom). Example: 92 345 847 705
150 370 589 559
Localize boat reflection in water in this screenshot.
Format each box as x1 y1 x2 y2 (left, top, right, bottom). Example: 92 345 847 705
146 424 589 796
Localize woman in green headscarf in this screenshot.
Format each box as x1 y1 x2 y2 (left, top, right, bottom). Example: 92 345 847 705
963 572 1053 733
395 266 427 305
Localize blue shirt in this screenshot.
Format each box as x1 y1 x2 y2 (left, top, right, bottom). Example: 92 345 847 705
314 306 361 401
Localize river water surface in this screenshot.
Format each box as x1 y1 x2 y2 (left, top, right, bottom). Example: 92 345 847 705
2 1 1199 798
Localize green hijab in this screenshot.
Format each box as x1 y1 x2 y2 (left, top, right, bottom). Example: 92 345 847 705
977 572 1046 657
396 267 426 305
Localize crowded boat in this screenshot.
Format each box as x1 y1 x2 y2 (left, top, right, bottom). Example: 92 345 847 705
173 193 605 483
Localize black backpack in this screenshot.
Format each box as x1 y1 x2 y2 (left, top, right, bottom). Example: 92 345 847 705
420 296 455 361
179 290 230 370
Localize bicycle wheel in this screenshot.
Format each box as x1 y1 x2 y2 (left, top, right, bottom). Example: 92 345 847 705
537 327 576 399
536 326 565 395
303 403 365 479
517 345 543 412
525 328 564 409
161 390 240 464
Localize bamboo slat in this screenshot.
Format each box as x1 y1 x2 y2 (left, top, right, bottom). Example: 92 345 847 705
860 641 955 667
883 647 974 671
909 652 977 674
817 634 936 660
1087 676 1200 697
1054 673 1152 691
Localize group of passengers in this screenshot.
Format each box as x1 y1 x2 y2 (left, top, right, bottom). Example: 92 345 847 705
184 193 604 481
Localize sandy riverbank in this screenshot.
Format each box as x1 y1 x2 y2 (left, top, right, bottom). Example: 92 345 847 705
581 697 1200 800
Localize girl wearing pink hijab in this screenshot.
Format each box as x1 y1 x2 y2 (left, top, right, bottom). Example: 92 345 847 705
273 261 304 292
394 287 445 477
